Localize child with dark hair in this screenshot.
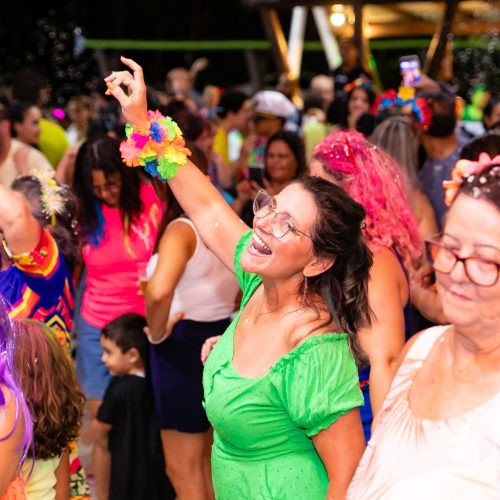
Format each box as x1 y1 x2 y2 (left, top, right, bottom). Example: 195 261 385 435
82 313 173 500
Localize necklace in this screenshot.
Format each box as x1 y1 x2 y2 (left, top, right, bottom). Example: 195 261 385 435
248 289 300 325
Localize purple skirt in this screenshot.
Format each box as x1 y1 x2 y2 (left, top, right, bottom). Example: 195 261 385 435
149 318 230 433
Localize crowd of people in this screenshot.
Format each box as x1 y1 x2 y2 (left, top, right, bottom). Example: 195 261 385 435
0 38 499 500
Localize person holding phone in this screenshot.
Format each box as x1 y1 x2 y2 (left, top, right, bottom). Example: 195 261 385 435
399 55 422 87
235 130 307 225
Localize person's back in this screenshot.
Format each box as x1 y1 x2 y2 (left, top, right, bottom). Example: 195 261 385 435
419 91 466 227
98 374 173 500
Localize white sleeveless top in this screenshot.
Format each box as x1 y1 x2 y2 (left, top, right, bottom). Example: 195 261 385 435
348 325 500 500
147 217 239 323
22 455 62 500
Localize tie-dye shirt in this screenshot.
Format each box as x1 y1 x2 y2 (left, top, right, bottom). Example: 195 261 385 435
0 228 74 350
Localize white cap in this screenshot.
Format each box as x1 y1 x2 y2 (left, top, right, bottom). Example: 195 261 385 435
253 90 296 119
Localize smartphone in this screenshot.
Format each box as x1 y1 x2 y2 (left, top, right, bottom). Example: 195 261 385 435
399 55 421 87
248 165 265 187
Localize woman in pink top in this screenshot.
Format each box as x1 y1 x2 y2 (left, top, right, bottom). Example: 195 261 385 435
72 135 162 404
72 135 162 499
348 136 500 498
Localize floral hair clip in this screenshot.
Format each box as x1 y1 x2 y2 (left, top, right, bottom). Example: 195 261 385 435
30 169 67 226
375 87 432 130
120 110 191 181
443 152 500 206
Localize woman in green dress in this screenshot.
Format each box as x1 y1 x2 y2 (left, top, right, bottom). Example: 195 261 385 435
106 57 372 500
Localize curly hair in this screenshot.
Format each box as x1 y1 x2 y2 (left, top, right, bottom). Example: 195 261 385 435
312 130 421 271
13 320 85 460
11 176 81 273
293 176 373 364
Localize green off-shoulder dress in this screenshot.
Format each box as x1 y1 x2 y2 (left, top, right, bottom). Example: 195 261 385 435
203 231 363 499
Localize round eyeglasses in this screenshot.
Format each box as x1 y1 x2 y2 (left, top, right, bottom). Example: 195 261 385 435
425 237 500 287
252 189 311 239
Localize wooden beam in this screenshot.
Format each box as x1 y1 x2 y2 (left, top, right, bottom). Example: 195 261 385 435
260 8 290 75
424 0 460 78
244 0 464 7
259 8 302 105
352 1 365 64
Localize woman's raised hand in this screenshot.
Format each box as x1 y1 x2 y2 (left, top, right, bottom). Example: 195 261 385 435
104 56 149 127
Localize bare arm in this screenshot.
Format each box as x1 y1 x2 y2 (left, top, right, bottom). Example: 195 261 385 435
54 448 70 500
0 388 25 494
80 418 111 446
145 221 195 341
0 185 40 255
105 57 249 272
358 248 407 418
413 189 439 244
312 410 366 499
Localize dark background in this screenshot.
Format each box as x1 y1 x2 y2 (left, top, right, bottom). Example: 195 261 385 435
1 1 498 105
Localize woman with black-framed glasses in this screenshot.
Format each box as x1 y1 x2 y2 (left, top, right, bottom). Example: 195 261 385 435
348 140 500 497
106 57 373 500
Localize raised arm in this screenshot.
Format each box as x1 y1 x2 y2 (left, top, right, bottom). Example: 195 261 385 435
105 57 249 272
0 185 40 256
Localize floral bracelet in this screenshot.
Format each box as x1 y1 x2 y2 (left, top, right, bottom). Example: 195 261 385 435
120 110 191 181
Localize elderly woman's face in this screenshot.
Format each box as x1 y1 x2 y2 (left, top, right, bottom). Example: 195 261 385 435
240 183 316 280
437 195 500 330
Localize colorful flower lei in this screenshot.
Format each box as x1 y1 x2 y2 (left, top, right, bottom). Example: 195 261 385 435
443 152 500 206
120 110 191 181
375 87 432 130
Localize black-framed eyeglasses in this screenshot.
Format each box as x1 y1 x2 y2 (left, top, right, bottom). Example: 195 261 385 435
425 235 500 287
253 189 311 239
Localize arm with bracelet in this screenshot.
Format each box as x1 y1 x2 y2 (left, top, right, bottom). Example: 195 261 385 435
105 57 248 274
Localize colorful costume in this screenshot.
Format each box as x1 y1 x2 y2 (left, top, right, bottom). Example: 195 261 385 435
0 229 90 499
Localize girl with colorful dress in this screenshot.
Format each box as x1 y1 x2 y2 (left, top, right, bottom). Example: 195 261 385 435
14 320 85 500
0 174 89 498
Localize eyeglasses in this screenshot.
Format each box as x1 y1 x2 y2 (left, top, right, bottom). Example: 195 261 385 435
92 181 121 197
253 189 311 239
425 236 500 287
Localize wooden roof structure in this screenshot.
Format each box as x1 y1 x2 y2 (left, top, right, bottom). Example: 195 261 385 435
243 1 500 101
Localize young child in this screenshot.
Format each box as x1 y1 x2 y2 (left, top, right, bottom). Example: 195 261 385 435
13 319 85 500
81 313 173 500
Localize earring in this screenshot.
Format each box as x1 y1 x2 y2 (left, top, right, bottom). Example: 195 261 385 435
300 275 309 311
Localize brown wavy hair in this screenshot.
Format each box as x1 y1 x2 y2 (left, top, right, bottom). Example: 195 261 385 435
13 320 85 460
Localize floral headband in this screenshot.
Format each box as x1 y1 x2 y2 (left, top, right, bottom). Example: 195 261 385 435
443 153 500 206
344 76 372 93
375 87 432 130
